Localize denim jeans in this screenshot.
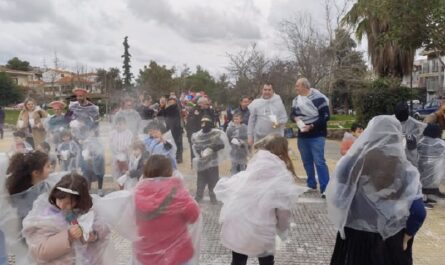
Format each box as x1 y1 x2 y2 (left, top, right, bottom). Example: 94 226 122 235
297 137 330 193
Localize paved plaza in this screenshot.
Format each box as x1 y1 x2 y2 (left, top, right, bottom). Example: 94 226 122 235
1 122 444 265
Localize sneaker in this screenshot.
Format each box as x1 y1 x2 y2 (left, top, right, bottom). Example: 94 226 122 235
210 197 218 205
435 190 445 199
195 197 202 203
321 193 326 199
97 189 104 197
424 203 434 210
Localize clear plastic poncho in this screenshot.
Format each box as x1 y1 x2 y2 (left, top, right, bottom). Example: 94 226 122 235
22 193 114 265
399 116 427 167
191 129 231 172
225 122 249 164
417 136 445 189
113 109 143 135
326 115 423 240
94 177 202 265
0 171 68 265
215 150 308 257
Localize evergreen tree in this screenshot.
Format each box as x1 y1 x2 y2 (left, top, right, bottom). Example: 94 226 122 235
121 36 133 88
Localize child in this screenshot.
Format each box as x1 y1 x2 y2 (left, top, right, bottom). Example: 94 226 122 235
36 141 58 172
191 116 230 204
110 117 134 179
226 112 249 175
80 132 105 196
57 130 81 172
134 155 200 265
215 135 307 265
143 120 177 169
22 173 110 264
9 130 33 156
117 141 150 190
340 123 364 155
418 123 445 207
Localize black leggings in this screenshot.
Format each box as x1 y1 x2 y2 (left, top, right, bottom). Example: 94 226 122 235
231 251 274 265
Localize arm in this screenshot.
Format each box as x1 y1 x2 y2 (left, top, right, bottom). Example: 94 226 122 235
29 230 72 263
311 100 330 130
277 102 288 125
423 113 437 124
405 198 426 236
182 194 200 224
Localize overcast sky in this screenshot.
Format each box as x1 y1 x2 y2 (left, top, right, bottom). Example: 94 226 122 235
0 0 357 77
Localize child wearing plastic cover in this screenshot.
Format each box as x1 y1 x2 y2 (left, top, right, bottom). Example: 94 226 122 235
134 155 200 265
215 135 308 265
22 173 110 265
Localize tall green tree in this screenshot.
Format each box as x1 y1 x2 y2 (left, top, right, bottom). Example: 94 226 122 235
136 61 175 99
122 36 133 88
0 73 24 105
6 57 31 71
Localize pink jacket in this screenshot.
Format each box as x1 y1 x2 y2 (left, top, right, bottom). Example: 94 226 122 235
134 177 200 265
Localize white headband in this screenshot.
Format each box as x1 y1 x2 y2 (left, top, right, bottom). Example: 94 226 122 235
56 187 80 195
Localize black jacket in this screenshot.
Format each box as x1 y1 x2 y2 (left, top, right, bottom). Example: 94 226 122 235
185 107 217 138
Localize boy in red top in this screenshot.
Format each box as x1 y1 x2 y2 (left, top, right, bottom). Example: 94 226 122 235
134 155 200 265
340 123 364 156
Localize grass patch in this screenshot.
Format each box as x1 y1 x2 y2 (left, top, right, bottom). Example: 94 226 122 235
330 114 356 121
4 109 20 125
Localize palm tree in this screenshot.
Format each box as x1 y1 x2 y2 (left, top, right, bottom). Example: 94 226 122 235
343 0 415 79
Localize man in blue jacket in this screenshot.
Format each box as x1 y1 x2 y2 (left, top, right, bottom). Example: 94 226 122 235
290 78 330 197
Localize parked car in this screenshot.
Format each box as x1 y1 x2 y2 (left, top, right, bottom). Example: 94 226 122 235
413 99 441 120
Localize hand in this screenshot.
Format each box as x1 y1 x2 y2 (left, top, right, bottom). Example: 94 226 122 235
294 117 301 123
301 124 312 132
403 234 412 251
247 136 253 146
68 225 83 242
85 231 98 243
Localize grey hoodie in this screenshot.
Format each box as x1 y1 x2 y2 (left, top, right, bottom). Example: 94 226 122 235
247 93 288 142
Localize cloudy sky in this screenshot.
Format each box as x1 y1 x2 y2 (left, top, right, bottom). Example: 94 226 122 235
0 0 355 77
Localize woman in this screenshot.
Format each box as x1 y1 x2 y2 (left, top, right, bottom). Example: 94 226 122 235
327 115 426 265
17 98 48 148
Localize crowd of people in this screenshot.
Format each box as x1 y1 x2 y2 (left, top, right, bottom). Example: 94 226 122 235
0 77 444 265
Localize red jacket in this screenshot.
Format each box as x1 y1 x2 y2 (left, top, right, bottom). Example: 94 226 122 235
134 177 200 265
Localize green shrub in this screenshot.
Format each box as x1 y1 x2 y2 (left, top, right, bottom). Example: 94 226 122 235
353 78 413 125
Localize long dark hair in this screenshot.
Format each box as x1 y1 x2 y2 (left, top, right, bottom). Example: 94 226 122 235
49 173 92 214
254 135 297 180
6 151 49 195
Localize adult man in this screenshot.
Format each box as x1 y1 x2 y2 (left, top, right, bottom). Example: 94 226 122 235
136 95 155 121
290 78 330 196
424 100 445 137
224 95 251 130
186 97 218 165
65 87 100 140
114 97 142 135
247 83 287 145
157 96 184 163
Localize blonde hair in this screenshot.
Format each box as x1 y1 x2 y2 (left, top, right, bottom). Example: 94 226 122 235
254 135 297 180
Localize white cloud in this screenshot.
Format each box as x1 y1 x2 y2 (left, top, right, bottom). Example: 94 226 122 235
0 0 348 77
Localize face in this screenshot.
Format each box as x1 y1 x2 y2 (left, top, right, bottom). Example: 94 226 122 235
32 161 51 182
14 136 24 144
54 108 63 115
199 101 210 109
124 100 133 109
62 135 71 142
26 101 35 111
56 197 76 211
76 94 86 103
240 98 250 109
233 116 242 125
262 85 274 99
150 129 162 138
132 148 142 157
352 128 364 138
295 81 308 96
143 99 151 106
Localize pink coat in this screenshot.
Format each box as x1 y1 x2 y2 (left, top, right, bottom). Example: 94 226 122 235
134 177 200 265
22 195 111 265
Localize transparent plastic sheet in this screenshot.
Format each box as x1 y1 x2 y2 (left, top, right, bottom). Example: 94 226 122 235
191 129 231 172
417 136 445 188
95 177 201 265
113 109 143 135
21 193 115 265
109 128 134 179
214 150 308 257
295 95 319 122
225 123 249 163
80 137 105 182
399 116 427 166
0 170 68 265
57 141 82 172
44 114 69 148
326 115 423 240
141 119 178 167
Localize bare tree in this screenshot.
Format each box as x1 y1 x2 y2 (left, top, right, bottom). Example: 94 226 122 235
280 13 331 87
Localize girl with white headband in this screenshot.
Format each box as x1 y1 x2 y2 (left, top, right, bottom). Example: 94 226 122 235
22 173 113 265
